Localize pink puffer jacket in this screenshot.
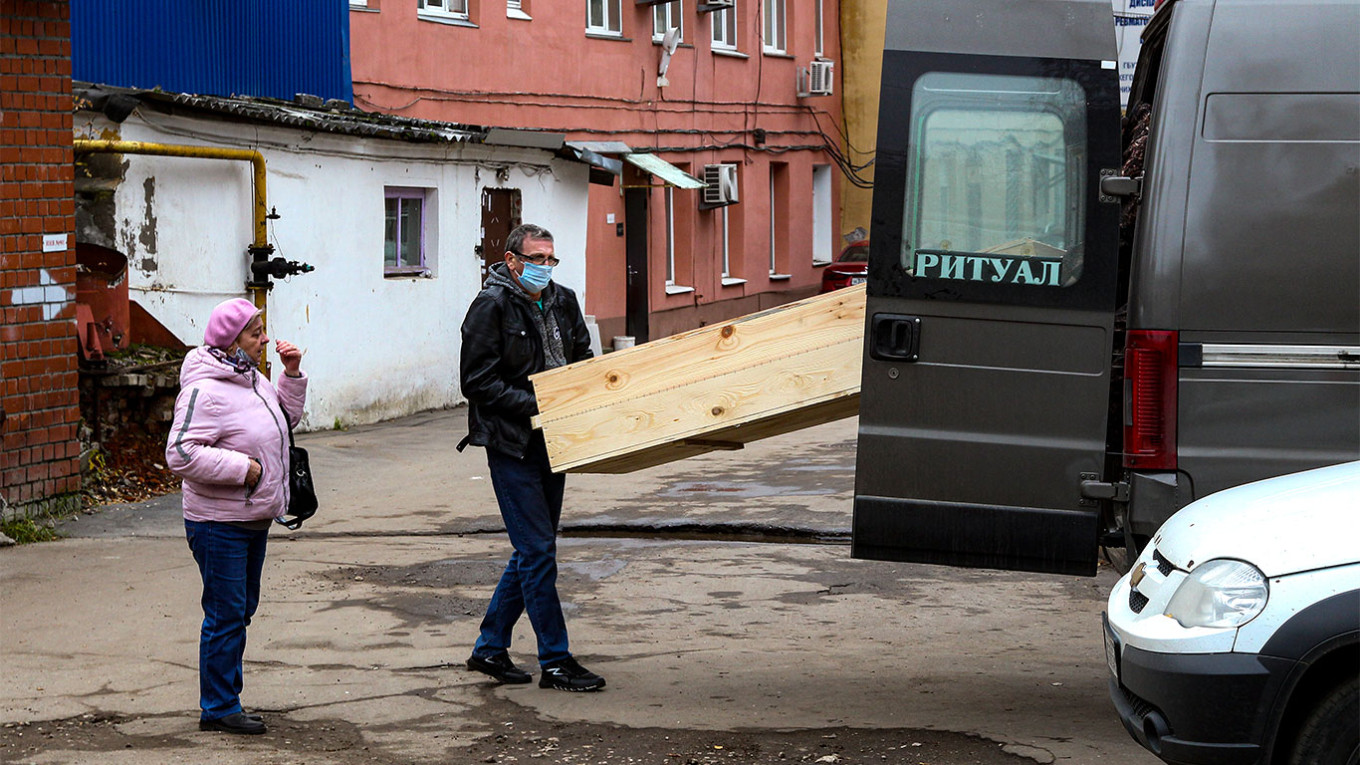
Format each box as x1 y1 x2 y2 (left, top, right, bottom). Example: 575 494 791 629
166 347 308 523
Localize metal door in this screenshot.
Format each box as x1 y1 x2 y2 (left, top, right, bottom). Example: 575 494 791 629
852 0 1123 576
480 188 521 285
624 185 650 343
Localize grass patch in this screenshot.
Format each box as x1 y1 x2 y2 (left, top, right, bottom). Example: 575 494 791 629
1 517 62 544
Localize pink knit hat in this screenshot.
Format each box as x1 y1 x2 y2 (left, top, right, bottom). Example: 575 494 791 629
204 298 261 349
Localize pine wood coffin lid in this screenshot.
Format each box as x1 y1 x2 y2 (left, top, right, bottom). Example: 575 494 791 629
530 284 866 473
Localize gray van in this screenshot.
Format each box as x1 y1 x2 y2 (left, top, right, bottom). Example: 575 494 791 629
852 0 1360 576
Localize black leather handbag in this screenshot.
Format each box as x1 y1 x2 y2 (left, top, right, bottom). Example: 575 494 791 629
277 413 318 530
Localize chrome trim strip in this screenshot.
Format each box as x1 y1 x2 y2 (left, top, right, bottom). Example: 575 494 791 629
1199 344 1360 369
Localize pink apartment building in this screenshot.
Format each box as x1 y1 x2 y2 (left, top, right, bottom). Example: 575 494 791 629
350 0 845 343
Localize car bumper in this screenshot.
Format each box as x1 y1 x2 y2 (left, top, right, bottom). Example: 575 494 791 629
1105 617 1299 765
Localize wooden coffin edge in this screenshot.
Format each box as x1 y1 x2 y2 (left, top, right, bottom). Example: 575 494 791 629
530 284 867 421
552 391 861 473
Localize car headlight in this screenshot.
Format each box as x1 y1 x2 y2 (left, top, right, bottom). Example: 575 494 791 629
1164 559 1269 628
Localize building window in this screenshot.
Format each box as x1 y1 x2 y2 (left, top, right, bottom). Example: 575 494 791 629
762 0 786 54
720 206 731 277
769 162 789 277
385 187 431 277
814 0 824 56
664 186 676 284
653 0 682 41
720 187 745 285
587 0 622 34
711 6 736 50
418 0 468 20
508 0 530 18
350 0 369 8
812 164 832 263
769 173 777 273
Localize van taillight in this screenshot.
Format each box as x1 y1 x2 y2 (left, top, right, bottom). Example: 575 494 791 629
1123 330 1178 470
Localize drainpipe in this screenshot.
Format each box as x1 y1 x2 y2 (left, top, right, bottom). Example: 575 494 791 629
72 139 313 374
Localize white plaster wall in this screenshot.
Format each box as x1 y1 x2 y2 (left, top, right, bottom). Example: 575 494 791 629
79 110 590 431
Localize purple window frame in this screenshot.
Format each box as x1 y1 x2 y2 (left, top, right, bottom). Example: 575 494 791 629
385 186 427 276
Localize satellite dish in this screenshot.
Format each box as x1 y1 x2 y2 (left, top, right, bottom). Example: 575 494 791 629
657 26 681 87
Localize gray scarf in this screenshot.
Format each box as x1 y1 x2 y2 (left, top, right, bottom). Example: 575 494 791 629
486 264 568 370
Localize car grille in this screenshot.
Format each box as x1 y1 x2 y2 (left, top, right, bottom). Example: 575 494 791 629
1129 588 1149 613
1153 549 1176 576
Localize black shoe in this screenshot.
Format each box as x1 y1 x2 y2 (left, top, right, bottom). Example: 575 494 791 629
467 652 532 684
243 712 264 723
199 712 267 735
539 657 606 692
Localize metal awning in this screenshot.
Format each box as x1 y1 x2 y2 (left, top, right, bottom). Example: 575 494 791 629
484 127 565 150
566 140 633 154
563 144 623 177
623 152 705 189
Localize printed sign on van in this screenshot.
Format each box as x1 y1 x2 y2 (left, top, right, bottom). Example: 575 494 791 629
913 250 1063 287
1112 0 1155 110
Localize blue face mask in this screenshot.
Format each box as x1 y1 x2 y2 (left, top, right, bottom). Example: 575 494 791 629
518 261 553 293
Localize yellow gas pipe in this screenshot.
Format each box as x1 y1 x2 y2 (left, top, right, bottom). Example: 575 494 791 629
73 139 273 373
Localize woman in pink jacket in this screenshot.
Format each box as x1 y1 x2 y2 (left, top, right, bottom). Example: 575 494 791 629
166 298 307 735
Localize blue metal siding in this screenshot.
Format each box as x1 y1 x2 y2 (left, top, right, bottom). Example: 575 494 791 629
72 0 353 103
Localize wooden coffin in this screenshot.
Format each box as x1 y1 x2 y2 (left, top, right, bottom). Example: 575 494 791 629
530 283 865 473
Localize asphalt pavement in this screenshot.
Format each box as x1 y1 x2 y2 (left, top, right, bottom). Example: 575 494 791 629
0 409 1157 764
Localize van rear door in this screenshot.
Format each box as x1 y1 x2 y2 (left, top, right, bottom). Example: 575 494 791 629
852 0 1123 576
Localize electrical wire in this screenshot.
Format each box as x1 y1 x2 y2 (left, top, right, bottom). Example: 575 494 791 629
348 4 874 188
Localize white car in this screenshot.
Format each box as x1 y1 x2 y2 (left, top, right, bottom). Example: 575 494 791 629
1104 460 1360 765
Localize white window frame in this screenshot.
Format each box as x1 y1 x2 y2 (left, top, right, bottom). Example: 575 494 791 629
508 0 531 19
718 205 747 285
385 186 434 277
814 0 824 57
812 164 833 264
418 0 469 21
587 0 622 35
349 0 369 8
768 172 778 274
653 0 682 42
721 206 731 277
665 186 676 284
711 6 736 50
762 0 786 54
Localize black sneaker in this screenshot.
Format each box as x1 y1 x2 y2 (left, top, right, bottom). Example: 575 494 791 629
539 657 606 692
466 652 532 684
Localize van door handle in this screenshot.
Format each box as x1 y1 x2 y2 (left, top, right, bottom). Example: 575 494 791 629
869 314 921 362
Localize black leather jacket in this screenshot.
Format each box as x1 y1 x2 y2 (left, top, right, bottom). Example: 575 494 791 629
458 264 593 458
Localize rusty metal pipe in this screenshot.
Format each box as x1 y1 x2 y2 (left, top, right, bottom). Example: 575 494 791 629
72 139 268 249
73 139 273 372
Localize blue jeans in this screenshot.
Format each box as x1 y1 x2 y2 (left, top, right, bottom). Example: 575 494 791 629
472 434 571 665
185 520 268 721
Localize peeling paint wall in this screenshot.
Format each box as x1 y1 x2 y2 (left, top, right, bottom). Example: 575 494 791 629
74 110 591 431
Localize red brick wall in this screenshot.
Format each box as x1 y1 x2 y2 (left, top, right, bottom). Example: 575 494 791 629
0 1 80 517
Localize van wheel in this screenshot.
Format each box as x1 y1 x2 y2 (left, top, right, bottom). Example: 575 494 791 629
1286 676 1359 765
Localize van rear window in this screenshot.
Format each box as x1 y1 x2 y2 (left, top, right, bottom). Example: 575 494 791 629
902 73 1089 288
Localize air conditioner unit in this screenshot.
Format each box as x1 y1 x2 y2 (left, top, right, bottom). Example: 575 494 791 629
803 59 834 96
698 0 735 11
702 164 739 207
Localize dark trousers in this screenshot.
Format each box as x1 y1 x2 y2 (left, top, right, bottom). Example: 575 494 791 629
472 434 571 665
185 520 267 720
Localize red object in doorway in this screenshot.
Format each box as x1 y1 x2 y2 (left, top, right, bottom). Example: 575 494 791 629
75 243 131 361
